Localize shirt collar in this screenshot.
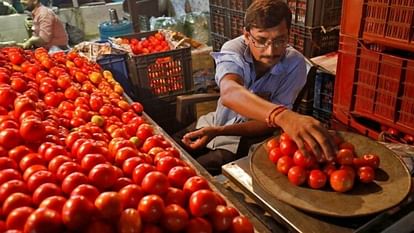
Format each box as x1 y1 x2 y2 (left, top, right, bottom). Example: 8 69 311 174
243 44 287 76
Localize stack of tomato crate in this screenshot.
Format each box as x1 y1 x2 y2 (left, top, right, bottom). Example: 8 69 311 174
0 47 255 232
287 0 342 58
209 0 253 51
334 0 414 144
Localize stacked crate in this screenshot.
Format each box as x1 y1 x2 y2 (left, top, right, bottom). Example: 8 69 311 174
209 0 253 51
287 0 342 58
333 0 414 143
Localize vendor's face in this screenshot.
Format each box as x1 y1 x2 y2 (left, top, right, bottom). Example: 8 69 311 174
244 20 289 69
21 0 38 11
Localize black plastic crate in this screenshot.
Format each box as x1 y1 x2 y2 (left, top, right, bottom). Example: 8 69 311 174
141 92 195 134
119 31 193 101
228 9 245 39
210 5 229 37
97 53 137 100
211 32 230 52
289 23 339 58
287 0 342 27
313 71 335 113
209 0 229 8
229 0 252 11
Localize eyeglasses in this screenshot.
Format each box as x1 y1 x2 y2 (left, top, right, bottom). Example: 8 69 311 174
248 31 288 49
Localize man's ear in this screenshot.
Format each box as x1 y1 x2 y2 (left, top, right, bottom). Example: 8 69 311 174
243 27 249 44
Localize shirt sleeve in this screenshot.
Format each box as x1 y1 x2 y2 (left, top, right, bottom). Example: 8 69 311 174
37 11 53 43
210 52 245 86
271 57 307 109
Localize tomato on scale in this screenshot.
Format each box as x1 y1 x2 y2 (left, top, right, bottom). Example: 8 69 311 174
266 132 381 192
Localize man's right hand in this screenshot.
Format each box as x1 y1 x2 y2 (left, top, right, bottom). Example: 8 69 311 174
274 110 337 162
181 127 219 150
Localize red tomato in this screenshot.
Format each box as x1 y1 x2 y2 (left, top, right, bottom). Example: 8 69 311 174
308 169 327 189
357 166 375 183
0 169 22 185
70 184 100 203
122 156 144 177
32 183 62 206
266 138 280 151
42 144 67 162
39 196 67 213
362 154 380 168
115 147 140 166
8 145 31 163
0 157 18 170
19 118 46 143
339 142 355 152
130 102 144 114
156 156 180 174
88 164 117 190
164 187 186 207
329 169 354 192
161 204 189 232
185 217 213 233
138 194 165 223
167 165 196 189
287 166 307 186
24 208 63 233
62 195 95 230
230 216 254 233
268 147 283 164
0 180 28 204
276 155 294 175
189 189 217 217
183 176 211 198
279 140 298 157
293 150 316 168
47 155 72 174
340 165 356 181
336 149 354 165
118 208 142 233
211 205 233 232
61 172 88 194
26 170 56 192
2 192 32 216
80 153 107 173
0 119 19 131
141 137 163 153
136 123 154 141
19 153 45 171
6 206 34 231
0 128 22 150
56 161 82 181
95 192 123 220
132 163 155 185
141 171 169 195
112 177 133 192
119 184 144 209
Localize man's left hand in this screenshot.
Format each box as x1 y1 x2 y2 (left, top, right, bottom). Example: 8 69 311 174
181 127 219 150
17 41 32 49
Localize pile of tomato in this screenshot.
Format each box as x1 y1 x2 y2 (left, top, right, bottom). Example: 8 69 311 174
120 32 171 56
0 47 254 233
266 132 381 193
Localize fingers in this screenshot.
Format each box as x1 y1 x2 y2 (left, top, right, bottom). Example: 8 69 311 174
308 124 336 162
